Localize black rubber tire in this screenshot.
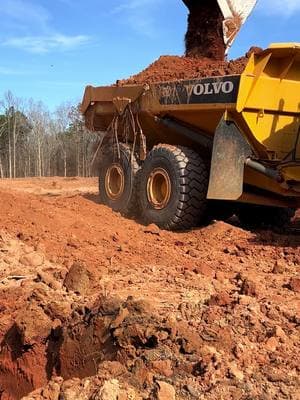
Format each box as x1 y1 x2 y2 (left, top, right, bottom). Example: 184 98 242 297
138 144 208 231
237 205 295 229
98 143 140 216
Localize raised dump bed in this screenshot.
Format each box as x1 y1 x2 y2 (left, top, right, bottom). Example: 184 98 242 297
82 44 300 230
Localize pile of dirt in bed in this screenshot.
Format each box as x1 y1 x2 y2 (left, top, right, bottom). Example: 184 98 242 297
184 0 226 60
119 47 262 85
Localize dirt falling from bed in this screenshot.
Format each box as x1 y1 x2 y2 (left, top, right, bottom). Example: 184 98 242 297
184 0 226 60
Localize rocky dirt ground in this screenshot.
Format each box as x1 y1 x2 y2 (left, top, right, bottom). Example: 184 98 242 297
0 177 299 400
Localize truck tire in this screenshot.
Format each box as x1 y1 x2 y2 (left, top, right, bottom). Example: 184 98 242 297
237 205 295 229
98 143 140 216
138 144 208 230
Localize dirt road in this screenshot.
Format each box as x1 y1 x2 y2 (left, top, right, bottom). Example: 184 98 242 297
0 178 299 399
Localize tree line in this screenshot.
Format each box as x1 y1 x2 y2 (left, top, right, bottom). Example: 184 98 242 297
0 91 97 179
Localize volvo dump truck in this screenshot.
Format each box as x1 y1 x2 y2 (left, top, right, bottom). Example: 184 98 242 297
82 44 300 230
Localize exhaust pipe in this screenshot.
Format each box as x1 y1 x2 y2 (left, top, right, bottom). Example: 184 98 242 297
245 159 282 182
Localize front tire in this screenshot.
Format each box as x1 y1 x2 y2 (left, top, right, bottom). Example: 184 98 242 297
138 144 208 230
98 143 139 216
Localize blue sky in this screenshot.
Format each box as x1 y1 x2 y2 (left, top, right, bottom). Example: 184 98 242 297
0 0 299 110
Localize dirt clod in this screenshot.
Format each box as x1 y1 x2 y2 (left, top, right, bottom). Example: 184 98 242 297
240 276 257 297
15 305 52 344
98 379 120 400
265 336 279 352
19 252 44 267
156 381 176 400
289 276 300 293
152 360 173 378
63 262 90 295
194 263 215 278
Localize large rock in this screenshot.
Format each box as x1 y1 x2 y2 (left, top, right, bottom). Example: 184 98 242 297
63 262 90 295
289 276 300 293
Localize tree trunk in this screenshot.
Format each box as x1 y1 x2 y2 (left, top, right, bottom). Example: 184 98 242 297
28 154 31 177
8 118 12 179
37 138 42 177
77 143 80 177
64 150 67 177
12 113 17 178
0 155 4 179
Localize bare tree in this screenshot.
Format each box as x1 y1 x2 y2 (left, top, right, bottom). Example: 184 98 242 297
0 91 96 179
27 100 51 177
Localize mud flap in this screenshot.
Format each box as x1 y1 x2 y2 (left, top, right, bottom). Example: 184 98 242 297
207 118 252 200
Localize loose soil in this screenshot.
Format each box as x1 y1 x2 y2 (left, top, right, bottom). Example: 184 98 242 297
0 178 299 400
119 48 262 86
184 0 226 60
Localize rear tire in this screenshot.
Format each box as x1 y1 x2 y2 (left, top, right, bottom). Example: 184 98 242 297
98 143 140 216
138 144 208 230
237 205 295 229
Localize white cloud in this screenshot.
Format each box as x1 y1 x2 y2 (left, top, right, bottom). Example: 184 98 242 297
0 1 91 54
0 66 24 75
111 0 161 14
111 0 165 37
3 34 91 54
0 0 49 28
258 0 300 15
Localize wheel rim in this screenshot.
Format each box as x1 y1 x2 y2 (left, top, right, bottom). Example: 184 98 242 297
147 168 171 209
105 164 125 200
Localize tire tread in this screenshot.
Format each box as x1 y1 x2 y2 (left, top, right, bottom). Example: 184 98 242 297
140 144 208 230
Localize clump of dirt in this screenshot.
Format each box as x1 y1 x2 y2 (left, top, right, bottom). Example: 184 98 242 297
119 47 262 85
184 0 226 60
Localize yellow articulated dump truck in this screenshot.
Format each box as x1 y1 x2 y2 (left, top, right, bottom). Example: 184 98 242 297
81 44 300 230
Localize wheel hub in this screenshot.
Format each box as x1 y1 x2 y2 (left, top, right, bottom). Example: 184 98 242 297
147 168 171 209
105 164 125 200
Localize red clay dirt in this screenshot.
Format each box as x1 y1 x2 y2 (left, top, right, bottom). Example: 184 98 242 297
0 178 299 400
119 48 262 86
184 0 226 60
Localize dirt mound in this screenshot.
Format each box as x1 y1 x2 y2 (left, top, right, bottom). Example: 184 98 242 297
0 232 69 399
119 48 262 86
22 289 300 400
184 0 225 60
